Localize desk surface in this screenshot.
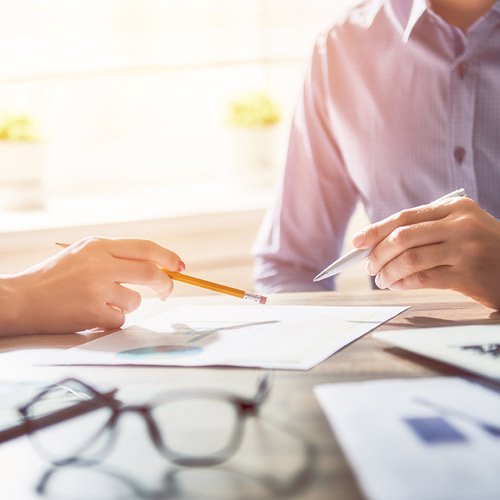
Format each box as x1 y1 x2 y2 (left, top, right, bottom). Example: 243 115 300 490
1 289 499 500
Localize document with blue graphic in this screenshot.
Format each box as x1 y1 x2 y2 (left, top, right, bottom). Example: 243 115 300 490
315 377 500 500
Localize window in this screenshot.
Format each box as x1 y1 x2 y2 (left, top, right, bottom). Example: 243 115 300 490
0 0 356 206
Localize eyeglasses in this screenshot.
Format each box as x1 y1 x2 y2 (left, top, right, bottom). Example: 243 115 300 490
18 373 272 468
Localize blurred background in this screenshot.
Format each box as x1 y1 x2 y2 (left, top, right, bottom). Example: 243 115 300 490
0 0 369 296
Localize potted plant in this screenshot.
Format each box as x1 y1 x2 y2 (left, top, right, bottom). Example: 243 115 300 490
225 91 282 186
0 113 46 211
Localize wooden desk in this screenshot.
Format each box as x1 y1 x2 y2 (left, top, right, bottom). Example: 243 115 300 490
0 289 498 500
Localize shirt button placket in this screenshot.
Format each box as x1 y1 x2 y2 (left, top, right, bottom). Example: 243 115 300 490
450 54 477 199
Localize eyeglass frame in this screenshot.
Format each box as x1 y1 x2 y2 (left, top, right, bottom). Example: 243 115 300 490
18 372 272 468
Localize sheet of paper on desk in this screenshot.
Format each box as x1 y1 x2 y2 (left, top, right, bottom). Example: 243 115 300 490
375 325 500 381
59 304 406 370
315 378 500 500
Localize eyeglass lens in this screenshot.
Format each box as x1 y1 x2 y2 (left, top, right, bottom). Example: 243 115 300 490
151 396 241 458
24 382 114 464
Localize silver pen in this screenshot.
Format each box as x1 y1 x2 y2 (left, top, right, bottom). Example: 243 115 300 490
313 188 467 282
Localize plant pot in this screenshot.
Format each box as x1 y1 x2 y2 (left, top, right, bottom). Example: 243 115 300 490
227 125 281 187
0 142 46 211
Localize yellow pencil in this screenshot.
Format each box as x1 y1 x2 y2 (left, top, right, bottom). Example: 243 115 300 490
55 242 267 305
163 270 266 304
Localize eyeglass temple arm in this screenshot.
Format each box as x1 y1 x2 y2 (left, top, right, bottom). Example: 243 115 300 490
254 371 273 404
19 397 111 435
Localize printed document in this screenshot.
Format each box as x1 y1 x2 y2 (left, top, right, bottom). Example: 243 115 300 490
315 377 500 500
60 305 406 370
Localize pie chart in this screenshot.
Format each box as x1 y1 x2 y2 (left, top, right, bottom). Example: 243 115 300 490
117 345 203 358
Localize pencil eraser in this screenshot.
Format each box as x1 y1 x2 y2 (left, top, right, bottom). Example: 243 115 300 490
259 296 267 305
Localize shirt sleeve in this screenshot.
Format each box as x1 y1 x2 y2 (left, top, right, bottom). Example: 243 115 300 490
252 33 359 293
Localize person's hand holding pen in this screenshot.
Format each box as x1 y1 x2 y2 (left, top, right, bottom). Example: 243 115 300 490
1 237 184 335
352 195 500 310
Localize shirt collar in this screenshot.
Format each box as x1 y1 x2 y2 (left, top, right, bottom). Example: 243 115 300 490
401 0 428 42
400 0 500 42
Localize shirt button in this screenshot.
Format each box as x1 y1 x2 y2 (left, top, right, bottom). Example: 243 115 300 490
454 146 466 164
458 61 468 79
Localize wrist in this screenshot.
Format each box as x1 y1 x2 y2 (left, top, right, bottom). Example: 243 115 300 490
0 275 34 335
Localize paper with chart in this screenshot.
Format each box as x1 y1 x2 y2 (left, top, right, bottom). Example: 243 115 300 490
61 305 406 370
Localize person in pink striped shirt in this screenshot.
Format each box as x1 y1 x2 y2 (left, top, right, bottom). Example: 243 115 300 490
253 0 500 309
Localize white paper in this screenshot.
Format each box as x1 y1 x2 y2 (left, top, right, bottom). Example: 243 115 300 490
375 325 500 381
59 305 406 370
315 378 500 500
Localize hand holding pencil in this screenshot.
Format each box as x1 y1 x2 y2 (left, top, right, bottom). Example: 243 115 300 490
1 236 266 337
56 240 267 304
7 237 183 335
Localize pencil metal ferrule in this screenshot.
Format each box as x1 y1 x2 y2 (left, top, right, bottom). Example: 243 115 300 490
243 292 267 305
